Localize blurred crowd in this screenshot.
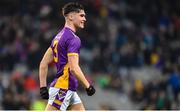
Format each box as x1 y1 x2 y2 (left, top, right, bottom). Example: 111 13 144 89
0 0 180 110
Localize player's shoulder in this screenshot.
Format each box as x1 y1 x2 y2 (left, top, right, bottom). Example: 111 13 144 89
63 27 79 39
53 27 80 45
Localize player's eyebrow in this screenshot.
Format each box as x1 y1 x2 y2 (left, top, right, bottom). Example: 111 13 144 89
80 13 86 17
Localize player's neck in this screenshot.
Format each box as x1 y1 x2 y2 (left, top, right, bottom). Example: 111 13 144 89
64 22 76 33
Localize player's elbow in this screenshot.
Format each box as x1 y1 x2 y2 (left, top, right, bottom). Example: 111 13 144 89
69 66 79 75
69 67 76 74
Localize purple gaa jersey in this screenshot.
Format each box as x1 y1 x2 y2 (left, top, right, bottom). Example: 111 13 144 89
49 27 81 91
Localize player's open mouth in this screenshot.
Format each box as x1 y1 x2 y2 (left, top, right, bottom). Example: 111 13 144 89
81 23 84 26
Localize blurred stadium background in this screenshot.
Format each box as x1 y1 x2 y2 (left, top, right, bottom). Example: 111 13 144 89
0 0 180 110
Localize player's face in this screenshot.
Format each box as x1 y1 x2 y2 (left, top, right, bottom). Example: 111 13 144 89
72 10 86 29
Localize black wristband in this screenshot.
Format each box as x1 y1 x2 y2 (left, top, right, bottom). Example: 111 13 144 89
86 85 96 96
40 87 49 99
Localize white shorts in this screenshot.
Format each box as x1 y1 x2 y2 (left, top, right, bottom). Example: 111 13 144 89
48 87 82 111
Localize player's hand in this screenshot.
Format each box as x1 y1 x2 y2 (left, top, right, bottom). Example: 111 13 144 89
40 87 49 99
86 85 95 96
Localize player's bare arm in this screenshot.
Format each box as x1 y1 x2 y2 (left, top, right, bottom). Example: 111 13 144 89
39 47 53 87
68 54 95 96
68 54 90 88
39 47 53 99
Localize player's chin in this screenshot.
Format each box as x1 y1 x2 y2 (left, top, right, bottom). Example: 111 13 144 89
79 25 85 29
79 23 85 28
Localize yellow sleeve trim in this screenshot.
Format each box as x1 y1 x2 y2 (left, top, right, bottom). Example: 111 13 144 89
67 53 79 56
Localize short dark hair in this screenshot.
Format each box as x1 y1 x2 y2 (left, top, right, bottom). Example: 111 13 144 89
62 2 84 16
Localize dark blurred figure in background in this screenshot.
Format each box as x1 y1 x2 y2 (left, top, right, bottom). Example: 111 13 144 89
168 65 180 106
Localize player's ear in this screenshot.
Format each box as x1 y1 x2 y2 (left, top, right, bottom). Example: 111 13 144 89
68 14 72 20
69 13 75 21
